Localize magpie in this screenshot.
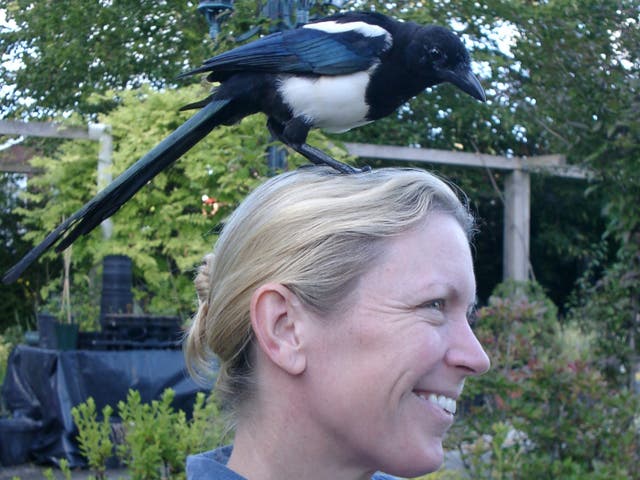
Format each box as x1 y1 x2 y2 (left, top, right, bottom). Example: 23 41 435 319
3 11 485 283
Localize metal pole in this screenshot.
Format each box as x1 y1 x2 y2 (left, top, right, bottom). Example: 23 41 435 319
264 0 293 172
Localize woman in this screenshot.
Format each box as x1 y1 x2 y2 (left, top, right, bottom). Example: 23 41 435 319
185 166 490 479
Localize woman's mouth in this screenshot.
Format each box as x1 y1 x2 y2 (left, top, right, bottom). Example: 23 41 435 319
413 391 457 415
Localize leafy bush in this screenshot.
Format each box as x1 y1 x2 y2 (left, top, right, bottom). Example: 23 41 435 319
446 280 639 479
569 243 640 388
71 398 113 480
73 388 227 480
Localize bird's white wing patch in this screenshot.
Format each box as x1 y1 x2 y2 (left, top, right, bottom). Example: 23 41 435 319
304 21 392 49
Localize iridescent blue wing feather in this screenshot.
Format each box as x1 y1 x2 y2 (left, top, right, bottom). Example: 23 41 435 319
181 27 390 79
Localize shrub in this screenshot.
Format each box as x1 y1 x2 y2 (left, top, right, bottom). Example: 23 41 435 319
73 388 227 480
71 398 113 480
447 280 640 479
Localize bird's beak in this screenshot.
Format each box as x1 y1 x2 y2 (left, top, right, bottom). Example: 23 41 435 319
443 68 486 102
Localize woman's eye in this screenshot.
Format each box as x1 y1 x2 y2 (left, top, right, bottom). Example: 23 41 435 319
423 299 445 311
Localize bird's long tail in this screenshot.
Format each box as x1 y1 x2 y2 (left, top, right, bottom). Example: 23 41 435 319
3 98 231 284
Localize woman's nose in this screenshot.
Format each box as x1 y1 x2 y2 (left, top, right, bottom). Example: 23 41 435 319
446 321 491 376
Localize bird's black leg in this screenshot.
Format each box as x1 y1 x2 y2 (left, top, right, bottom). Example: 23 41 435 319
295 143 369 175
267 118 370 174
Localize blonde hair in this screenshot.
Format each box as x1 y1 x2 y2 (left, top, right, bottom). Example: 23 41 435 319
185 166 474 419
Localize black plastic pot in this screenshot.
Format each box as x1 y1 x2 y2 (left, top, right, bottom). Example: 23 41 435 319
100 255 133 325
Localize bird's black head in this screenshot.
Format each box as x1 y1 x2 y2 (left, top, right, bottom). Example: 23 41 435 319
407 25 486 102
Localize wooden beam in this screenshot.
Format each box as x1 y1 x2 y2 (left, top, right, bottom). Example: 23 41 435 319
345 142 562 168
344 142 588 178
0 119 91 140
0 120 107 173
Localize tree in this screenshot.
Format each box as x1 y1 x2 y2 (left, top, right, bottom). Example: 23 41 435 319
0 172 43 329
1 0 209 117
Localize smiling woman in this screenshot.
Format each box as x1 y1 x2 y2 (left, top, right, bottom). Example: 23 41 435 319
184 166 490 480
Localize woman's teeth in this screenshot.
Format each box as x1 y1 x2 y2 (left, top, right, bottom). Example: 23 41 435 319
416 392 457 415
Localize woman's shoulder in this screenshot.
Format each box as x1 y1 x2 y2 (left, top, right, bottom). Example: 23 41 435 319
372 473 401 480
187 445 246 480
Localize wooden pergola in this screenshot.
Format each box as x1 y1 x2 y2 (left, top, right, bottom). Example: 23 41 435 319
1 120 588 281
344 142 589 281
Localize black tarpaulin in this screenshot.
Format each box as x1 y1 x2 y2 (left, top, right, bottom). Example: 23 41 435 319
0 345 213 467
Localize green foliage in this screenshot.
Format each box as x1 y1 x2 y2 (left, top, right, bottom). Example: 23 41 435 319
117 389 176 480
448 281 640 479
569 242 640 387
0 0 210 116
41 459 72 480
474 280 561 371
58 459 72 480
0 323 30 390
0 172 42 329
0 333 12 387
179 391 229 455
72 388 227 480
71 397 114 480
41 468 55 480
529 175 609 309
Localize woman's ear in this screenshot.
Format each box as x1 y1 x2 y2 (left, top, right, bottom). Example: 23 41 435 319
250 283 307 376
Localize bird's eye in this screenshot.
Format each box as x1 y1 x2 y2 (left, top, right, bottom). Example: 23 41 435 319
428 47 444 61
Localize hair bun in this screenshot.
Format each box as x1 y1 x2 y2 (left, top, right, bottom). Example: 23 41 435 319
195 253 215 305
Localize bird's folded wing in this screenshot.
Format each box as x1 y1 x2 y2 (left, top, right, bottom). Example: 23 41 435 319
182 27 391 78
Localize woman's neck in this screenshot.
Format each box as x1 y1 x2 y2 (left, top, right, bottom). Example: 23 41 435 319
227 401 374 480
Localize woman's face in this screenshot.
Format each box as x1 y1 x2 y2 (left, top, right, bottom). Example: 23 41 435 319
302 212 490 477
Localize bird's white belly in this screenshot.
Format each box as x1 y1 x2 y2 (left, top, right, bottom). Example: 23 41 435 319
278 72 373 133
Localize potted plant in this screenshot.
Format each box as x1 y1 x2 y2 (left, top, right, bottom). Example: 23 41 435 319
54 247 78 350
38 248 79 351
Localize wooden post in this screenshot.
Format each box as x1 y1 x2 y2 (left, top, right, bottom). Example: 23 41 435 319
503 168 531 281
89 123 114 240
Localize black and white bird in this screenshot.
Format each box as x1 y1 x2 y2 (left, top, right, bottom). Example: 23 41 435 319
3 11 486 283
